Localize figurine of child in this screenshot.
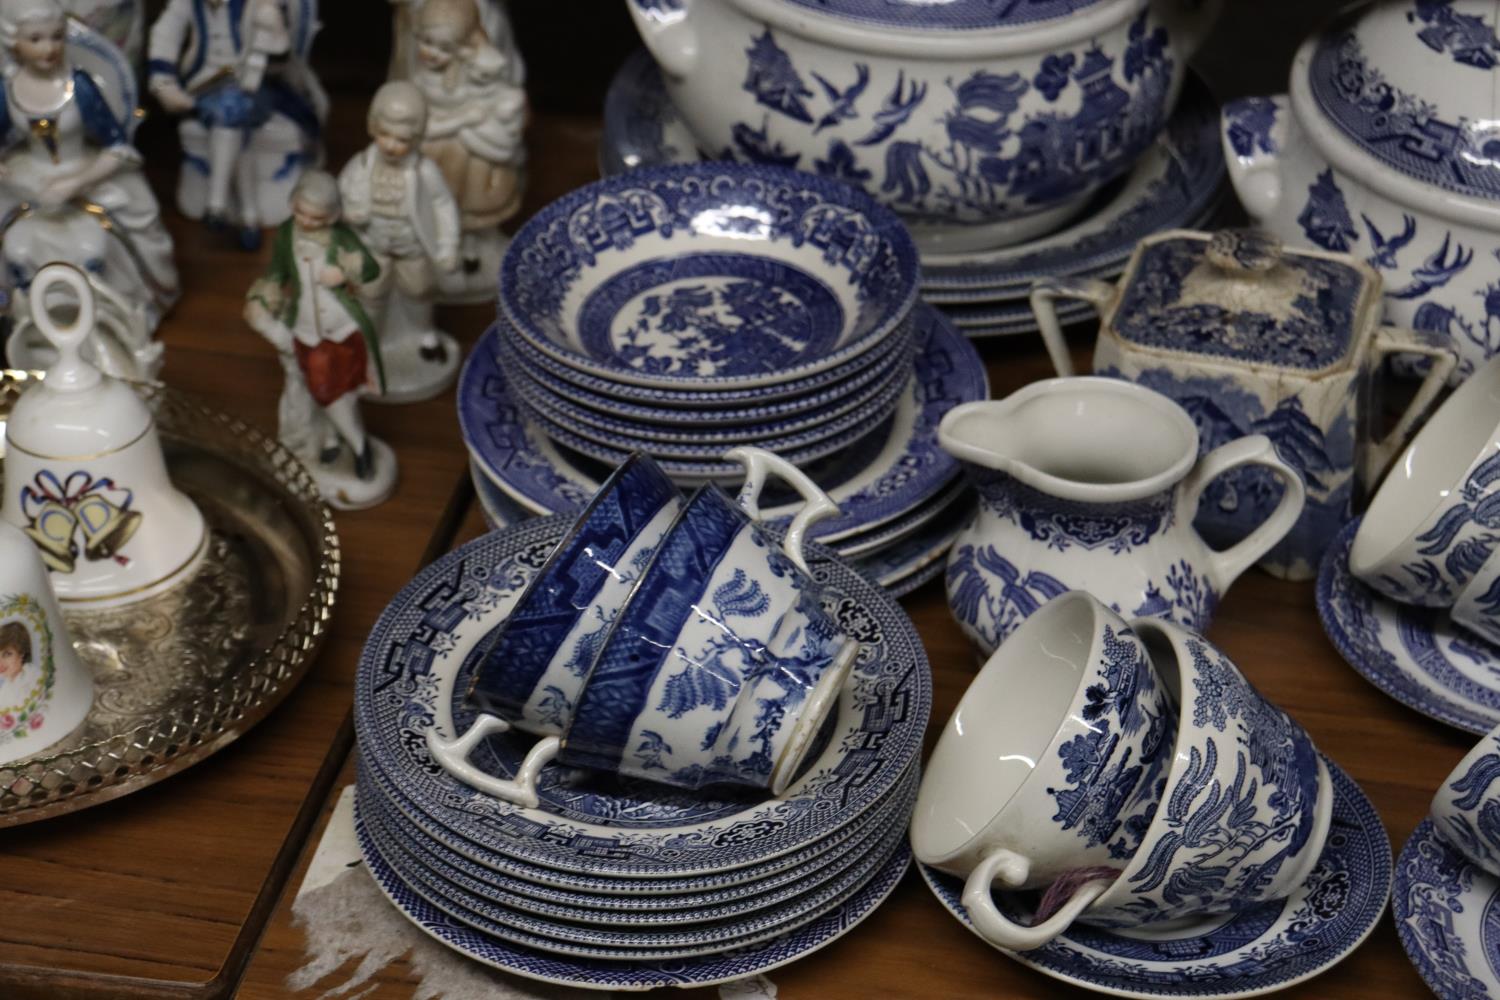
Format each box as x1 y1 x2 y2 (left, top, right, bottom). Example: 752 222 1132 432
148 0 326 250
407 0 526 302
337 81 462 403
244 169 398 510
0 0 179 344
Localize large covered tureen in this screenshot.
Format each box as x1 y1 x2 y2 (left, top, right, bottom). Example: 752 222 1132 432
1223 0 1500 380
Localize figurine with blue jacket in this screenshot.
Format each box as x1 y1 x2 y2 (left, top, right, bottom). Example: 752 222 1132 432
147 0 327 250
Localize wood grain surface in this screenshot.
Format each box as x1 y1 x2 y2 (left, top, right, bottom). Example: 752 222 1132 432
0 2 1471 997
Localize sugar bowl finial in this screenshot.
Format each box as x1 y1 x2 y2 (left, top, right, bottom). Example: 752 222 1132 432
2 263 208 605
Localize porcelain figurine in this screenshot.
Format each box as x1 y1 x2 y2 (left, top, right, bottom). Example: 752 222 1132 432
244 170 397 510
3 264 207 605
62 0 142 68
1032 229 1457 580
338 82 462 403
388 0 523 86
0 519 92 764
626 0 1220 253
1222 0 1500 383
147 0 327 250
0 0 177 379
404 0 525 303
941 377 1306 654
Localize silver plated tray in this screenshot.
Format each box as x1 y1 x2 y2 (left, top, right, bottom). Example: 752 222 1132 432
0 371 339 826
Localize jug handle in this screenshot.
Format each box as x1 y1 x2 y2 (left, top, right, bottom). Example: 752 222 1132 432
425 714 560 810
625 0 698 78
960 847 1113 952
1220 95 1290 222
1362 326 1457 486
727 446 841 574
1181 433 1307 592
1029 277 1114 378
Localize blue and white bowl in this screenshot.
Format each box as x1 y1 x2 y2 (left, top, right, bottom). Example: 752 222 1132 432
498 163 920 390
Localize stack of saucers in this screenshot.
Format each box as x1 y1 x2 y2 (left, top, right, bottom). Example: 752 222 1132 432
352 451 930 989
599 51 1227 339
463 163 987 596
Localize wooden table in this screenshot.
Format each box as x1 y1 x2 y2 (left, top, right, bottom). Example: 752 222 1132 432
0 3 1466 997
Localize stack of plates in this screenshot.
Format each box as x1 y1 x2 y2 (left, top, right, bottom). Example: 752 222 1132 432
353 516 931 989
461 304 987 597
600 51 1228 339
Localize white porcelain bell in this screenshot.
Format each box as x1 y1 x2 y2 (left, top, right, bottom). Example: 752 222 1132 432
0 520 92 764
3 264 208 605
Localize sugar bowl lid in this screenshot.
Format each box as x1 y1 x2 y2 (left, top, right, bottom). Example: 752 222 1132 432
1109 229 1382 372
760 0 1112 31
1306 0 1500 201
5 265 154 460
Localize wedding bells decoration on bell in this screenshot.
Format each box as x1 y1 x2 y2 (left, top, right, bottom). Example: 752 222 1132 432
3 264 207 605
0 517 93 764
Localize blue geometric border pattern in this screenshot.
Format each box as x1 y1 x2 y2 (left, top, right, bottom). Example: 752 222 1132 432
920 756 1392 997
1316 518 1500 736
1394 818 1500 1000
355 799 915 990
353 516 931 877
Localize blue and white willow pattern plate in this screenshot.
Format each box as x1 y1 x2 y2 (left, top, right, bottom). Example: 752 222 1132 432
359 792 912 958
921 757 1391 998
1318 519 1500 735
459 304 986 543
499 163 918 390
598 52 1225 293
356 765 916 922
1394 818 1500 999
356 806 913 991
354 516 931 879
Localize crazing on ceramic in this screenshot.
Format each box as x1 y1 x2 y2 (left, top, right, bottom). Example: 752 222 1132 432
627 0 1216 250
1395 818 1500 1000
923 758 1391 999
354 516 930 878
500 163 918 389
1041 229 1455 580
941 379 1304 653
1223 0 1500 381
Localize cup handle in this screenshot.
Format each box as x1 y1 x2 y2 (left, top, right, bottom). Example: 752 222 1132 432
625 0 697 78
1180 433 1307 592
959 847 1112 952
424 713 560 810
1363 326 1457 486
726 446 840 574
1029 277 1114 378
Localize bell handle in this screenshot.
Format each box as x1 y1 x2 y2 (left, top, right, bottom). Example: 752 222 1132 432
29 262 100 392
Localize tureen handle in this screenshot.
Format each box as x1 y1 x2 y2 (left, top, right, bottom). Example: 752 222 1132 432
625 0 698 78
727 446 840 574
425 714 560 810
1029 276 1115 378
1362 327 1458 486
1180 434 1306 592
960 847 1114 951
1220 95 1291 223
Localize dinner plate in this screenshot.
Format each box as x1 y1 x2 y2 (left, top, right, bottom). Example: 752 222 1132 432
354 516 931 880
921 757 1390 999
1318 519 1500 735
1394 817 1500 999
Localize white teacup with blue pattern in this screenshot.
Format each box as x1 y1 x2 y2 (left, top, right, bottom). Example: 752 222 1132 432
1431 724 1500 877
427 447 856 807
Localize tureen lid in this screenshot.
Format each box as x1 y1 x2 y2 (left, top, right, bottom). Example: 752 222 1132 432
5 266 154 460
1307 0 1500 202
730 0 1113 32
1108 229 1381 372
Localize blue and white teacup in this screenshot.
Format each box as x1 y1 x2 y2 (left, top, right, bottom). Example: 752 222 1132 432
910 592 1176 897
1431 724 1500 877
465 452 682 736
1453 546 1500 650
962 618 1332 950
428 448 856 806
1351 356 1500 607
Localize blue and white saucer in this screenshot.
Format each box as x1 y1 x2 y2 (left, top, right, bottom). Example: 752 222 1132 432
599 51 1225 297
920 757 1391 998
1394 818 1500 999
357 804 912 991
460 303 986 543
1318 519 1500 735
354 516 931 881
